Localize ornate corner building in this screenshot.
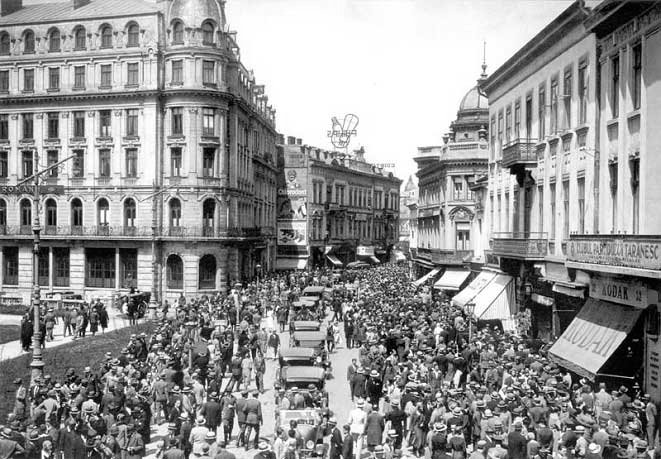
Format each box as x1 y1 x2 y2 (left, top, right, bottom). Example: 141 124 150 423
0 0 278 302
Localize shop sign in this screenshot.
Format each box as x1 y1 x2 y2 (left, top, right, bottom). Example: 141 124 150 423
356 246 375 256
0 184 64 195
566 237 661 271
590 276 648 309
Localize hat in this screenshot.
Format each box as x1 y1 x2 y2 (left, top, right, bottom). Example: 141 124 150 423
514 422 522 430
588 443 602 454
329 417 337 425
179 412 189 421
356 399 365 408
195 416 206 426
370 370 379 378
484 409 493 418
13 378 22 385
167 423 177 430
477 440 487 449
205 431 216 440
476 400 486 408
453 407 462 416
387 429 398 437
258 442 269 451
574 426 585 433
433 422 446 432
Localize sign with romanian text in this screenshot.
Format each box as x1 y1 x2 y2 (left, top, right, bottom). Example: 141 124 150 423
590 276 648 309
566 237 661 271
0 184 64 195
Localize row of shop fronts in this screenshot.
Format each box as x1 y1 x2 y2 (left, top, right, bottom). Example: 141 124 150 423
276 242 403 271
412 236 661 402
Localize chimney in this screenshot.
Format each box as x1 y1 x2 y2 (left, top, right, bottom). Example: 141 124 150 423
1 0 22 16
72 0 90 9
296 138 302 145
287 136 296 145
276 133 285 145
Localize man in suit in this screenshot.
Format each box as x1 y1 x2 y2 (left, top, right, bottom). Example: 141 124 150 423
243 391 262 451
347 359 358 401
199 392 222 434
329 418 343 459
341 425 353 459
235 390 248 447
507 422 527 459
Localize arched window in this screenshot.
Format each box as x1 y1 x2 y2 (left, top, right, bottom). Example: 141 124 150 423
23 30 35 53
0 198 6 226
100 25 113 49
170 198 181 228
127 23 139 47
172 21 184 44
49 29 60 52
74 27 86 50
97 198 109 225
20 198 31 226
45 198 57 227
71 198 83 227
202 21 214 45
202 199 215 234
198 254 216 289
166 254 183 289
124 198 136 227
0 33 10 55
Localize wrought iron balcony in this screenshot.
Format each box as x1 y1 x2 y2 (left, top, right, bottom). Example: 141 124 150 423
490 232 548 260
431 249 474 265
502 138 538 169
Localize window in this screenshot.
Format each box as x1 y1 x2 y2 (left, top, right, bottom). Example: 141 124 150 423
514 100 521 139
549 183 556 239
202 199 215 228
490 116 496 156
24 30 34 53
0 199 6 225
202 108 215 136
74 27 86 50
563 69 572 129
490 195 494 232
38 247 49 286
47 150 58 177
0 33 9 55
611 55 620 118
120 249 137 288
453 178 463 201
71 198 83 226
126 109 138 137
127 24 139 47
166 254 183 289
0 70 8 91
124 198 136 227
171 107 183 135
22 113 33 139
538 85 546 139
125 148 137 177
202 22 215 45
497 110 503 145
172 22 184 44
525 95 533 140
99 110 111 137
22 151 33 177
73 111 85 138
127 62 139 86
202 60 215 85
577 177 585 234
504 192 510 232
562 180 570 239
578 62 588 125
45 198 57 226
632 43 642 111
53 247 69 287
0 151 6 178
85 248 115 288
101 25 113 49
97 198 109 225
631 157 640 234
48 67 60 90
550 78 558 134
456 227 470 251
72 150 84 178
170 147 182 176
202 147 215 177
99 149 110 177
23 68 34 91
3 247 18 285
49 29 60 52
170 198 181 227
47 112 59 139
505 105 512 142
20 198 31 226
100 64 112 88
74 65 86 89
171 60 183 84
537 185 544 233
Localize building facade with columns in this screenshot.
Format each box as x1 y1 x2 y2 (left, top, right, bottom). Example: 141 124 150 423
0 0 277 304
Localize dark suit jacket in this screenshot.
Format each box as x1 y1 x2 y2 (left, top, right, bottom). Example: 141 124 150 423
507 431 527 459
330 427 343 459
341 435 353 459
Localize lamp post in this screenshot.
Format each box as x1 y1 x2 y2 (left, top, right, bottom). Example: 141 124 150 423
148 181 159 320
15 153 74 386
466 301 475 343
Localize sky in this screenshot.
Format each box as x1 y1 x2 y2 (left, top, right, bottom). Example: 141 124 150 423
225 0 575 184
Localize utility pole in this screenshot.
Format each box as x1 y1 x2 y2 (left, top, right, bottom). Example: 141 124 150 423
16 153 74 386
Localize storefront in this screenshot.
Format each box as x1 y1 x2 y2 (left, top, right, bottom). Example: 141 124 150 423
357 245 380 264
433 269 471 296
413 267 441 287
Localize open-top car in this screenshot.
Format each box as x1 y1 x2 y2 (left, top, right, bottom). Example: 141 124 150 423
291 320 323 332
276 409 328 459
291 331 327 350
279 347 318 368
280 365 326 390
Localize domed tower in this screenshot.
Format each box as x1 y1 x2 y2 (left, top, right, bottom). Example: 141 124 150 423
448 64 489 143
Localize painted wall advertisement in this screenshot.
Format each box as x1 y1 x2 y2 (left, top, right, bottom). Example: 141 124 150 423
566 237 661 271
277 168 308 220
590 275 650 309
277 221 307 246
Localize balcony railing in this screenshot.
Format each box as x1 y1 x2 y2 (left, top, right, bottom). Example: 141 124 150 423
502 138 538 169
431 249 474 265
491 232 548 259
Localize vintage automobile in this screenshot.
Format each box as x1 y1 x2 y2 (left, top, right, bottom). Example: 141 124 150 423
291 320 323 332
278 347 331 381
291 331 327 350
115 291 150 318
280 366 326 391
277 409 328 459
302 286 326 299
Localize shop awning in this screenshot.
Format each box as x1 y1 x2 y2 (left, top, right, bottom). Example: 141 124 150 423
452 270 496 308
413 268 441 287
275 258 308 270
434 269 470 291
326 254 343 267
414 258 435 269
369 256 381 264
552 282 586 298
472 274 516 331
548 298 643 380
394 251 407 262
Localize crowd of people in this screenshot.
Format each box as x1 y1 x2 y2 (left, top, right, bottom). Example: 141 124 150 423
0 263 659 459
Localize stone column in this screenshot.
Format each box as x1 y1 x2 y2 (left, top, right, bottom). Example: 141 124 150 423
115 248 120 290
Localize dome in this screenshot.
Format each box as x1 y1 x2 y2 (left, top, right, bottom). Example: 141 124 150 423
168 0 226 29
459 85 488 112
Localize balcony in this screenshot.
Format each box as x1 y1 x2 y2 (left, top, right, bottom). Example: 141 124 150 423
490 232 548 260
502 138 537 170
565 234 661 274
431 249 474 265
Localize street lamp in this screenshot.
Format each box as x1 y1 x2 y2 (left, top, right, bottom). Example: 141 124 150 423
466 301 475 343
16 153 74 386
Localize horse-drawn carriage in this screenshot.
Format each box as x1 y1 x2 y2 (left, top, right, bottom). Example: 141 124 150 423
116 291 150 318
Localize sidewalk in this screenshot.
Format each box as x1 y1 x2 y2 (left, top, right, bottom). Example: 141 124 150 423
0 308 134 362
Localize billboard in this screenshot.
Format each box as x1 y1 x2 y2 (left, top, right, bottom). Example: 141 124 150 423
277 168 307 220
277 221 307 246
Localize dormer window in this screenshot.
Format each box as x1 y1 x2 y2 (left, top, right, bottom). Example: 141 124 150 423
49 29 60 52
127 23 139 47
74 27 86 50
202 21 214 45
100 25 113 49
0 33 10 55
172 21 184 44
23 30 34 53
